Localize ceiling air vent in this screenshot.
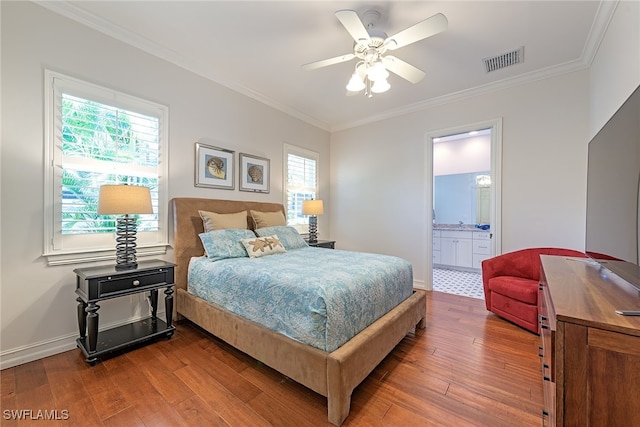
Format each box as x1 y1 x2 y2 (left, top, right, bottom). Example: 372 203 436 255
483 47 524 73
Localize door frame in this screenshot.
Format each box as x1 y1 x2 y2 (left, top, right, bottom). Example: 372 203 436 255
424 118 503 290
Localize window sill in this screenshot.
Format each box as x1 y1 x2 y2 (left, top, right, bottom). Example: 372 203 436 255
44 244 169 266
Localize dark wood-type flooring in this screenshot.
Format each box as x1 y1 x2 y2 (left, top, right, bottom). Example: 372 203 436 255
1 291 543 426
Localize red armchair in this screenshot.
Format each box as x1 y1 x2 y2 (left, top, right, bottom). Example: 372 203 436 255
481 248 587 333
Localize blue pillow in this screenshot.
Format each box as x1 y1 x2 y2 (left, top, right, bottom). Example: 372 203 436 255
199 228 256 261
255 226 308 250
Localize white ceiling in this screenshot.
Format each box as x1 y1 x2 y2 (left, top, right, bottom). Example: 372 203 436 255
41 1 611 131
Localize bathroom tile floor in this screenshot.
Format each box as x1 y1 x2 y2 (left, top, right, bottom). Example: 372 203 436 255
433 268 485 299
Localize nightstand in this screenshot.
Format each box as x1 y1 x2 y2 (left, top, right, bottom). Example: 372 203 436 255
74 259 176 364
306 239 336 249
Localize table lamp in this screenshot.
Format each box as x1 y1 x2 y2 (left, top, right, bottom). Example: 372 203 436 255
98 184 153 270
302 199 324 243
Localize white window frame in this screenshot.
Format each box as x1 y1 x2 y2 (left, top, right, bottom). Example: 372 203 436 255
43 70 169 266
283 144 320 234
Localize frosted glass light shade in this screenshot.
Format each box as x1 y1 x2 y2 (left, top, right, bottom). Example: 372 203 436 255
98 185 153 215
366 61 389 82
346 73 365 92
371 78 390 93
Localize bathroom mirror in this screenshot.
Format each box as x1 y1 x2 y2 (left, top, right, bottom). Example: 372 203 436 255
434 171 490 225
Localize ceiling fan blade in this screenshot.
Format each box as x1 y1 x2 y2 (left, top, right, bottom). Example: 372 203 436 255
384 13 448 51
302 53 355 71
335 9 371 44
382 56 425 84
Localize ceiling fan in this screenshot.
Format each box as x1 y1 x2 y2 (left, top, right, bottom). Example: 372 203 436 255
302 9 448 97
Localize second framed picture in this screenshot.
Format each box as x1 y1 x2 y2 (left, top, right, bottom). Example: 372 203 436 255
239 153 270 193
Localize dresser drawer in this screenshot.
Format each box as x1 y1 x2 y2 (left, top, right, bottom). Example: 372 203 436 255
473 231 491 240
440 230 472 239
473 253 490 269
473 240 491 255
75 262 175 301
98 270 169 298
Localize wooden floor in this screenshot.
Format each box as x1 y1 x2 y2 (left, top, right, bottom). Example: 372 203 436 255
1 291 543 426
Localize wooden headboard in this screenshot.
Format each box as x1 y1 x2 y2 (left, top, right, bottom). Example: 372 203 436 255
171 197 286 291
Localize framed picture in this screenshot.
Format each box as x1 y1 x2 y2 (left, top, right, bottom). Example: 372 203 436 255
195 143 235 190
239 153 270 193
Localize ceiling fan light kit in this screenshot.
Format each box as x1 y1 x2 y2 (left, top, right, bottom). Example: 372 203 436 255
345 59 390 95
371 78 390 94
346 70 366 92
303 9 448 98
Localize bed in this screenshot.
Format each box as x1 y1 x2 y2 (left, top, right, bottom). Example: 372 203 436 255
172 198 426 425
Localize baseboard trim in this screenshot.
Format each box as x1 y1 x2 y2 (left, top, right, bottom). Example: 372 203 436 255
0 311 167 370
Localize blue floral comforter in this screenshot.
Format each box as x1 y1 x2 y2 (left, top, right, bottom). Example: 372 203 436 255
188 247 413 352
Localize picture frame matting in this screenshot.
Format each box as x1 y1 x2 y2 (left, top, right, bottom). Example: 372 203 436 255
195 143 235 190
239 153 270 193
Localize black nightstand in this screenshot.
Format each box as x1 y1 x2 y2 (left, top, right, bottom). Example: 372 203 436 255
306 239 336 249
74 259 176 364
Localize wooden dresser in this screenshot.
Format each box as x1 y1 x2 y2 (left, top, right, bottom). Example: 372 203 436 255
538 255 640 426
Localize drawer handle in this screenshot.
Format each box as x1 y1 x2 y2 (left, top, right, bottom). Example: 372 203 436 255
133 280 140 286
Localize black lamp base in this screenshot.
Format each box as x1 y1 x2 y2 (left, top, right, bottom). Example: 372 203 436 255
115 215 138 269
308 215 318 243
115 262 138 271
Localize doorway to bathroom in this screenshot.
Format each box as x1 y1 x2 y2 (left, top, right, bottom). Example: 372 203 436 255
426 120 502 299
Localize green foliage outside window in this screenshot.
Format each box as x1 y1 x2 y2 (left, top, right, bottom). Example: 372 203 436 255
61 95 159 235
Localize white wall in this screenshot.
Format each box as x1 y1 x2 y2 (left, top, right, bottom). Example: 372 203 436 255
330 72 590 287
329 0 640 289
0 2 330 368
433 135 492 176
589 0 640 137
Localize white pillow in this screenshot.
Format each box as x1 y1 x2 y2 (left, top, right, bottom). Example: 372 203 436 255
240 235 286 258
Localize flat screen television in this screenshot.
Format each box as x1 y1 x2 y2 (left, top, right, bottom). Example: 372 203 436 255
585 84 640 297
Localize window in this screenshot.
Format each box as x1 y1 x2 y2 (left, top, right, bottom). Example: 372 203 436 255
284 144 319 232
44 70 168 265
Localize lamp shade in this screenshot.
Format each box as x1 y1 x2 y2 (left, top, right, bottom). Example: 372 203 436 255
302 199 324 216
98 185 153 215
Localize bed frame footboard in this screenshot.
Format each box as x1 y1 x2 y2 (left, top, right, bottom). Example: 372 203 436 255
326 290 426 425
177 288 426 426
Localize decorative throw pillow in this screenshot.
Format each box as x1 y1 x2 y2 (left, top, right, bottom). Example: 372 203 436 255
250 210 286 229
255 226 308 250
199 210 247 232
199 228 256 261
240 235 287 258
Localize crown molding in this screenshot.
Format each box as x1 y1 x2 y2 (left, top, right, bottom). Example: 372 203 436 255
581 0 618 68
332 58 590 132
37 0 615 134
332 0 618 132
36 1 331 132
